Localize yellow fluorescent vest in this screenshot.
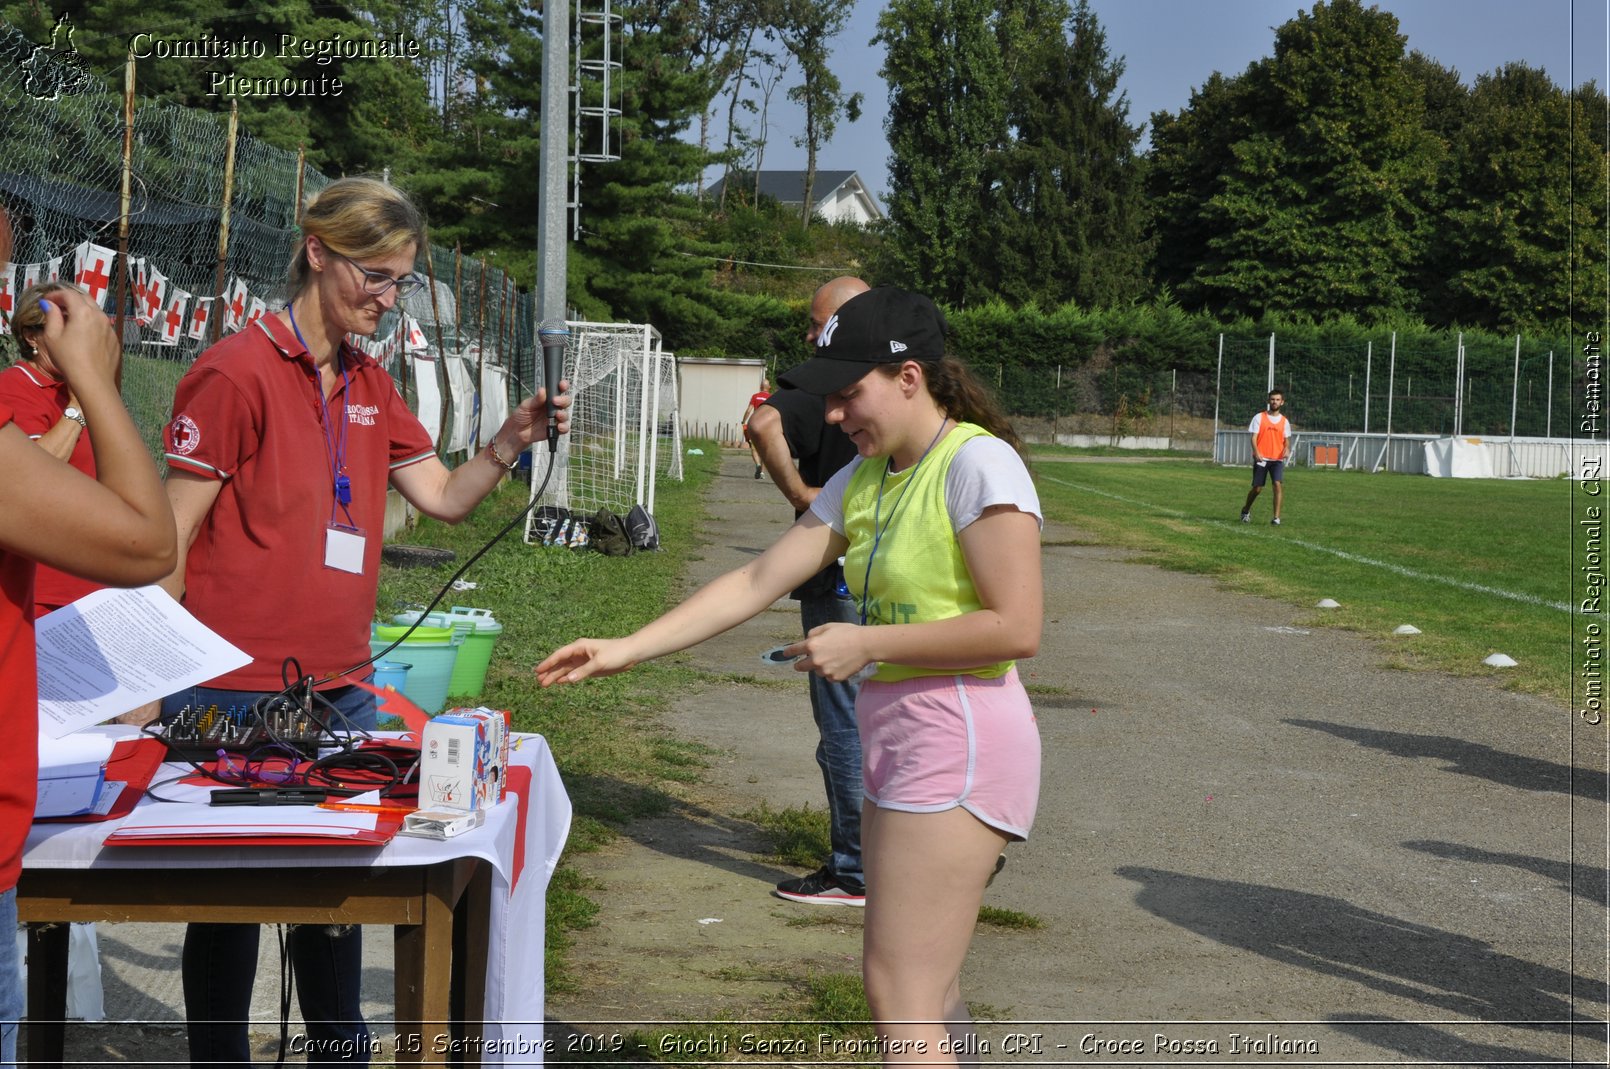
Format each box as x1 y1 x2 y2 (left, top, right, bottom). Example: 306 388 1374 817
841 421 1013 683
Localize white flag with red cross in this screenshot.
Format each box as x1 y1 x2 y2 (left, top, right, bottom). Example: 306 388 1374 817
44 257 62 283
0 263 15 335
21 263 41 290
404 315 429 353
73 242 116 309
187 296 214 341
157 287 189 345
140 263 168 329
223 278 249 333
245 296 266 327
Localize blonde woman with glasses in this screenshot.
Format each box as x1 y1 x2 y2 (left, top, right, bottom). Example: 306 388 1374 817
156 176 567 1068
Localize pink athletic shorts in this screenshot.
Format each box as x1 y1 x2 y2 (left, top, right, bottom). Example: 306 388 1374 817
858 667 1041 840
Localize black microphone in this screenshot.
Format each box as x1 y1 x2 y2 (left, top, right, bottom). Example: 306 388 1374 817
538 318 569 452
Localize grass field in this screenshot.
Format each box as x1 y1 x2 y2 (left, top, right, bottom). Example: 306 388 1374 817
1029 458 1573 704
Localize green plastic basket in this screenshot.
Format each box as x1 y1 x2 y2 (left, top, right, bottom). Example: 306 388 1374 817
370 624 462 714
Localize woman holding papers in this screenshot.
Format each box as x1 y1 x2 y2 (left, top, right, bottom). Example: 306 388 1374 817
155 176 567 1068
0 205 175 1069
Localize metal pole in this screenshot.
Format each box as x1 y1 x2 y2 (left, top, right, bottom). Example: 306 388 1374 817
1213 333 1223 462
1509 334 1521 440
537 0 571 327
1267 332 1275 391
1363 340 1372 434
1547 351 1554 439
1053 364 1061 445
1377 331 1396 473
1453 332 1464 437
1169 368 1176 449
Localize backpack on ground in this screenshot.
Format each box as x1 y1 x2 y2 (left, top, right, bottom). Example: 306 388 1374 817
590 509 635 557
625 503 660 551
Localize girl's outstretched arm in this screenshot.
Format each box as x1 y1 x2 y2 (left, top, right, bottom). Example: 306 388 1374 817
537 513 846 686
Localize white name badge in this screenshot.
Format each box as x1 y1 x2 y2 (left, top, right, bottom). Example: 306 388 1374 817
324 524 367 574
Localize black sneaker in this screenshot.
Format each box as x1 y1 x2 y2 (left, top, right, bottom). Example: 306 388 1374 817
773 866 866 907
754 464 763 480
1240 512 1251 524
986 852 1006 887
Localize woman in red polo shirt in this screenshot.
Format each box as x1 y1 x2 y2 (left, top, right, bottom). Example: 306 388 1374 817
1 281 107 616
157 176 567 1068
0 210 175 1068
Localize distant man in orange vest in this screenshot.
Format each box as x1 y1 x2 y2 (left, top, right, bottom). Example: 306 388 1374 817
1241 389 1292 525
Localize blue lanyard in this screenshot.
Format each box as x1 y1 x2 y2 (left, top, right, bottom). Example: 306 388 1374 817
858 418 951 626
288 304 355 527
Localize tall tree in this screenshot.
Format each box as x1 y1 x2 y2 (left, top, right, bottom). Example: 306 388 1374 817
874 0 1005 304
770 0 860 227
1430 63 1606 331
988 0 1148 308
1146 0 1439 320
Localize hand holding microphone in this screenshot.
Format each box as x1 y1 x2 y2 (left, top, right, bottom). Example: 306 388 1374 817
539 318 570 452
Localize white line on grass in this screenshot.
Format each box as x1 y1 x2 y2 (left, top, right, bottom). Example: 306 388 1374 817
1038 473 1572 614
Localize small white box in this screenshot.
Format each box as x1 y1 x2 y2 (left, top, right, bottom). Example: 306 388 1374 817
400 807 486 840
419 708 509 811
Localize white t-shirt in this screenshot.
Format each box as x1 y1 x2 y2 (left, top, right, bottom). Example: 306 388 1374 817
810 436 1043 534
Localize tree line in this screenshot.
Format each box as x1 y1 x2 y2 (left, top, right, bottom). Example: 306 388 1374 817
5 0 1600 364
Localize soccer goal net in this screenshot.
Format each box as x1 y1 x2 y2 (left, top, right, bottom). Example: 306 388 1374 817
525 320 682 541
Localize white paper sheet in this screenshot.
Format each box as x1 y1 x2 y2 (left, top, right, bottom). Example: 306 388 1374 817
36 586 251 738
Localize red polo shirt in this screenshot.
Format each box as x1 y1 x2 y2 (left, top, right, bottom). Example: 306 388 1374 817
0 363 100 611
0 403 40 891
165 315 436 691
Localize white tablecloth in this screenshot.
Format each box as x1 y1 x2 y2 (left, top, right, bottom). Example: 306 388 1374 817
24 732 572 1066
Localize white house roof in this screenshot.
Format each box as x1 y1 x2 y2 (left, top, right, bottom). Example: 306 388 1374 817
706 170 884 223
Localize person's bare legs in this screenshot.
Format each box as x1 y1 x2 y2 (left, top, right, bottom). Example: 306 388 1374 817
1271 479 1284 521
861 803 1010 1067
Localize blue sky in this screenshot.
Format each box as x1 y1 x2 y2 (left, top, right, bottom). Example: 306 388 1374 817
705 0 1610 203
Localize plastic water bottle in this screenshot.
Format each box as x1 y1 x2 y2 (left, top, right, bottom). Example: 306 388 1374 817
834 556 850 598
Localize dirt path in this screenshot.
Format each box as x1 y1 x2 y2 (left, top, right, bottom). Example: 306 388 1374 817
547 449 1605 1065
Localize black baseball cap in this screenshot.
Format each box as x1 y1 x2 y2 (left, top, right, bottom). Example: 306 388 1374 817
779 286 947 395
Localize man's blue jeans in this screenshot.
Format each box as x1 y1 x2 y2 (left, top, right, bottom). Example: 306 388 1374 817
160 680 377 1067
799 591 864 886
0 887 19 1069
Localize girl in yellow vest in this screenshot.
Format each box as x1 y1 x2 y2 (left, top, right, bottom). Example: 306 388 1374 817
539 287 1043 1064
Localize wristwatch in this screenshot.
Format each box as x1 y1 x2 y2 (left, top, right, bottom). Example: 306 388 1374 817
63 406 86 428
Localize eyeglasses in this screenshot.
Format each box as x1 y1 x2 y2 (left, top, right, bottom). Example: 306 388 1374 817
331 250 426 300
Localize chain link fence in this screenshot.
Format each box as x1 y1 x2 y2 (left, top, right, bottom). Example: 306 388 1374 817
965 330 1578 456
1217 333 1575 440
969 362 1218 451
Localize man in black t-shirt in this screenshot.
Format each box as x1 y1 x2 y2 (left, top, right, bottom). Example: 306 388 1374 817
746 275 868 906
